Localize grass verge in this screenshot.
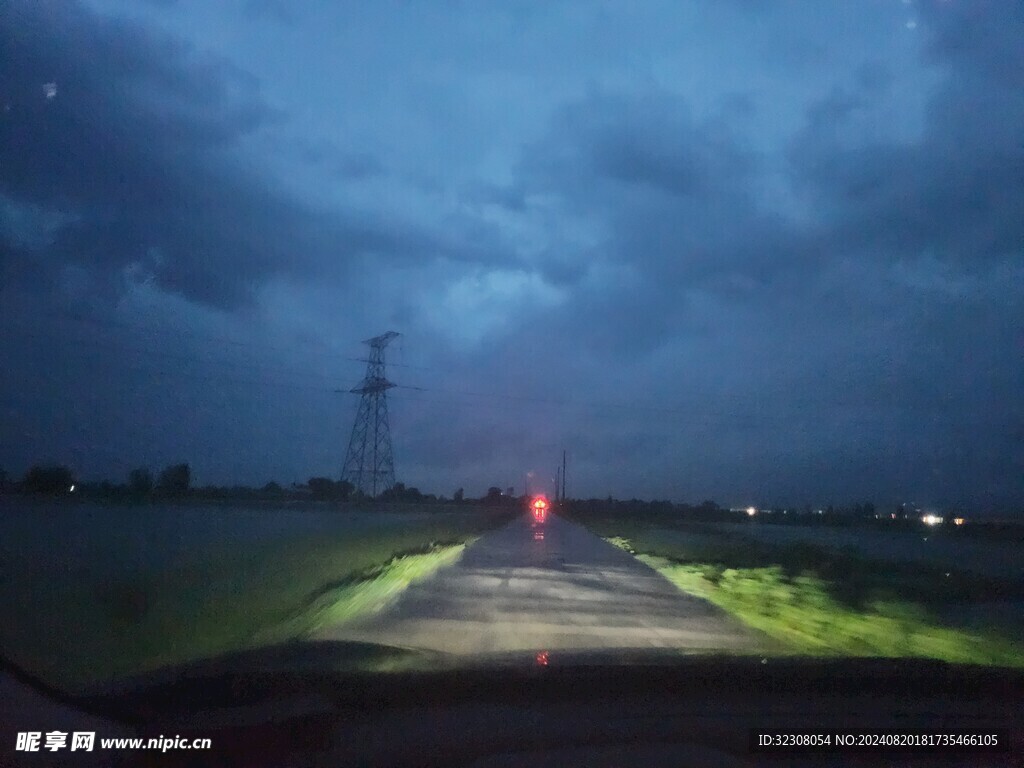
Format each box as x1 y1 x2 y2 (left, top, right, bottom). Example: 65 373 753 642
260 542 469 639
1 509 513 691
606 536 1024 668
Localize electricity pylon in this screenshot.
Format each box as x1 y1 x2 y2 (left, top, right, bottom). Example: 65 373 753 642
340 331 399 496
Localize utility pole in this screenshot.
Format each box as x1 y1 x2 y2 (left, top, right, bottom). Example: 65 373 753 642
562 449 567 501
340 331 399 497
555 466 561 504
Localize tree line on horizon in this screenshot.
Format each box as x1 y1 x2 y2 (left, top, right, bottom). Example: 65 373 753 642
0 463 192 498
4 463 1014 525
0 463 520 506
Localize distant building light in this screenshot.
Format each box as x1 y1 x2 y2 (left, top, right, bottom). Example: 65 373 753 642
746 507 757 517
953 517 965 526
922 514 943 526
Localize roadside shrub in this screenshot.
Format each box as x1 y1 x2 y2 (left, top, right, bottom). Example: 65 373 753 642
21 465 75 494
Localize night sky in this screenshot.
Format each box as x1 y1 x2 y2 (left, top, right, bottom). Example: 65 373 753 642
1 0 1021 511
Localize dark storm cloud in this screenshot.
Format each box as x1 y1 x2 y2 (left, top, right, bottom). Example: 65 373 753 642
467 2 1023 507
530 92 755 201
243 0 301 25
0 0 469 309
791 4 1024 271
512 2 1022 353
2 0 1020 509
508 90 795 357
290 139 384 181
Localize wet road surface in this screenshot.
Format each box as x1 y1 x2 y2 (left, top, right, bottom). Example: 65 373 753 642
314 513 770 655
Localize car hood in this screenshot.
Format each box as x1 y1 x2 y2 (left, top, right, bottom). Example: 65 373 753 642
68 640 1024 729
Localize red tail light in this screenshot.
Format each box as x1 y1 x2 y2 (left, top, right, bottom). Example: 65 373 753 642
532 499 548 524
531 496 548 523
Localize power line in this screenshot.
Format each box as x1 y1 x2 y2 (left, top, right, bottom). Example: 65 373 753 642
7 320 707 419
5 325 369 388
2 315 1004 428
4 312 436 372
3 337 340 394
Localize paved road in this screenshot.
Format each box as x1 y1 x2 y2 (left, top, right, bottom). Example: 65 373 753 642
315 514 770 655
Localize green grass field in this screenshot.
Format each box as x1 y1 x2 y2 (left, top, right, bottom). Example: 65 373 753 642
0 505 514 691
578 513 1024 668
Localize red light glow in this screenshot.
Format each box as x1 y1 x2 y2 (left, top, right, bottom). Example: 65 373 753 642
531 496 549 522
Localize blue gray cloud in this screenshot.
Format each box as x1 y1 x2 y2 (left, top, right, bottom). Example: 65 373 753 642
1 0 1021 511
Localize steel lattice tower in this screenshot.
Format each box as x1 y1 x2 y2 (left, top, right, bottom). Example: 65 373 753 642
340 331 399 496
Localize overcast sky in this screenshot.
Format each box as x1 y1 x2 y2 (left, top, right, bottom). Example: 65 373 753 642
1 0 1021 511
